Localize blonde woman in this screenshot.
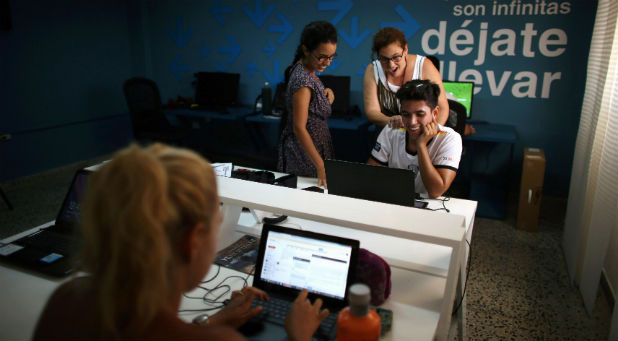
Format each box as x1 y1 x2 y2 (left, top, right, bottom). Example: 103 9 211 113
33 144 328 340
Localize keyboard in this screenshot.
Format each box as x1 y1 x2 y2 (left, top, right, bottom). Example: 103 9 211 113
215 235 258 269
250 296 338 338
17 230 77 254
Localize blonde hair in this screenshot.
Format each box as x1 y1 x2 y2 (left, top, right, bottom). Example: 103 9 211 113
80 143 218 337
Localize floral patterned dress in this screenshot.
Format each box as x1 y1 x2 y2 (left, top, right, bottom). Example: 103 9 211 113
277 62 334 177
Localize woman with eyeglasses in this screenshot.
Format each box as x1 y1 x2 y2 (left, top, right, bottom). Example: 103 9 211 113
363 27 449 135
277 21 337 189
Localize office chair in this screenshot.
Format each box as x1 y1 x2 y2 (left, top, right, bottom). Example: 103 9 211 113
123 77 191 145
446 99 467 137
444 99 471 198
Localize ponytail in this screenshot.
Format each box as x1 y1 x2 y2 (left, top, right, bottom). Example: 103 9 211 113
81 143 217 337
284 45 305 85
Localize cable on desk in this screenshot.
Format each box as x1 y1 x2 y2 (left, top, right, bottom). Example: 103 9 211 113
201 262 221 284
429 196 451 213
244 265 255 283
452 239 471 316
179 264 256 313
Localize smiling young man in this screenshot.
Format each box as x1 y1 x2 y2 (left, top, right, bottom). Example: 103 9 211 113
368 79 462 198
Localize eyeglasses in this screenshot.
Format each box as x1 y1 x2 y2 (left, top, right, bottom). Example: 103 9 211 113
378 51 404 64
313 53 337 63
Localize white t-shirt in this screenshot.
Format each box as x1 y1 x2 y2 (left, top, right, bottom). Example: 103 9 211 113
370 125 462 195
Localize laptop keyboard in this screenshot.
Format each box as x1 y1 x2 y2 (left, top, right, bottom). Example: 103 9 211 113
250 296 338 336
18 230 77 254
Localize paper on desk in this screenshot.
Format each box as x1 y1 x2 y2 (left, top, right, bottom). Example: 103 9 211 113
212 163 233 177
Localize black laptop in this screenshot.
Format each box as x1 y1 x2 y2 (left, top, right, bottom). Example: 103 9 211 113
325 159 427 208
240 224 359 340
0 169 91 277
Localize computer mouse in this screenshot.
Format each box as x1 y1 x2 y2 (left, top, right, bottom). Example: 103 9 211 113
192 314 209 325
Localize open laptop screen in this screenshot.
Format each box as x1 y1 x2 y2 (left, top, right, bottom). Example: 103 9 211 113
253 224 359 309
54 169 91 232
259 230 353 300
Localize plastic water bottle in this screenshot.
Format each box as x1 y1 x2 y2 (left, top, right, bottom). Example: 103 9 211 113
261 82 272 116
336 283 381 341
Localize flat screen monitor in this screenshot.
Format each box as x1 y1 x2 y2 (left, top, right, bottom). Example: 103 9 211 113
442 81 474 119
193 72 240 109
318 75 350 118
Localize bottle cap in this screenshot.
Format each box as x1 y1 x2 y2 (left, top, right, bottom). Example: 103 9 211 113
348 283 371 306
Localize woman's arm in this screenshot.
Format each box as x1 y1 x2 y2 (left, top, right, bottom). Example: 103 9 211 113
292 87 328 188
363 63 391 127
422 61 449 125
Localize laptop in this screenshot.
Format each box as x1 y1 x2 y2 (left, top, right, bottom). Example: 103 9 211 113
325 159 427 208
0 169 91 277
240 224 359 341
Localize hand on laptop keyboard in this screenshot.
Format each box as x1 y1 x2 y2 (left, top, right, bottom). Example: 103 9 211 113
285 289 331 341
207 286 268 328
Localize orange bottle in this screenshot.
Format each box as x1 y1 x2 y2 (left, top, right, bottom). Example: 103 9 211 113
336 283 381 341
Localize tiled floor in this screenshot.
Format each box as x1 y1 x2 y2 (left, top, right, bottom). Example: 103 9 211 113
0 160 613 340
465 195 612 340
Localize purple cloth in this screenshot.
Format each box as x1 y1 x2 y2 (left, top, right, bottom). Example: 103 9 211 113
356 248 392 306
277 61 334 177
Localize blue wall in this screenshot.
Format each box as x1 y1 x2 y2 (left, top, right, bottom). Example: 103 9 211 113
1 1 135 182
1 0 598 196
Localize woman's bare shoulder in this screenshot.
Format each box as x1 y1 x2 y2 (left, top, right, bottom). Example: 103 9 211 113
33 277 96 340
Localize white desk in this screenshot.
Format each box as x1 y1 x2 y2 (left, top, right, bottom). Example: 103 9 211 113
214 175 474 340
0 173 476 341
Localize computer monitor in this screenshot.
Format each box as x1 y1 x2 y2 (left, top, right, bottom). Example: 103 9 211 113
193 72 240 109
318 75 351 118
442 81 474 119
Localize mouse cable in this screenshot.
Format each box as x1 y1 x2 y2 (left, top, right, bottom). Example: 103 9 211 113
242 265 255 288
178 305 225 313
452 239 471 316
428 196 451 213
180 264 255 313
183 264 223 300
201 273 251 304
183 264 248 304
201 263 221 284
